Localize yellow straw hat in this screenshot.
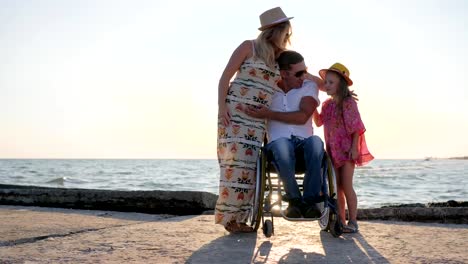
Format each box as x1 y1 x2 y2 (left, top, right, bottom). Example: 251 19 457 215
319 62 353 86
258 7 293 31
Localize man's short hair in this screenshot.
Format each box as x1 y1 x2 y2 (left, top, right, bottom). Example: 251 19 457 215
277 50 304 70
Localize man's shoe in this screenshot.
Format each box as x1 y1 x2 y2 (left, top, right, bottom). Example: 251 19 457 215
285 198 303 218
285 204 302 218
303 203 321 218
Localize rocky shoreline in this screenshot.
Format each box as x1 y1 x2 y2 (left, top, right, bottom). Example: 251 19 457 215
1 184 467 224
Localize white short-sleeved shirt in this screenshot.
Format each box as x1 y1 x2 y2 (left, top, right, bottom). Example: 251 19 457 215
267 79 320 142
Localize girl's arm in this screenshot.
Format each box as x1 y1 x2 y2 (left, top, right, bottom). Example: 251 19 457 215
218 40 251 126
350 132 359 161
305 73 324 91
313 110 323 127
342 98 365 161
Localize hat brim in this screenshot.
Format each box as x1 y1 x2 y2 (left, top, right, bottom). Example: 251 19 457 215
258 17 294 31
319 69 353 86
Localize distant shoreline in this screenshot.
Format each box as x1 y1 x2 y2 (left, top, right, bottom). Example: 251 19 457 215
423 156 468 160
449 156 468 160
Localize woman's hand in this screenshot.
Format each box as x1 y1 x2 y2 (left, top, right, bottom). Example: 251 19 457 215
244 105 270 119
218 103 231 127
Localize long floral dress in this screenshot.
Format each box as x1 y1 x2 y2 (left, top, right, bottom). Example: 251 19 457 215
215 43 281 227
318 97 374 168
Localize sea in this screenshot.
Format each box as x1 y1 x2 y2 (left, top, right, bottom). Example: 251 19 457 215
0 159 466 209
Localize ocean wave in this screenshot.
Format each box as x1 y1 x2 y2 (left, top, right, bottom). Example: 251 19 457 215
116 172 133 175
46 177 68 185
46 177 89 186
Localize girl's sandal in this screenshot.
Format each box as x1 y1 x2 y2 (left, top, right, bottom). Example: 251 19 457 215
343 220 359 233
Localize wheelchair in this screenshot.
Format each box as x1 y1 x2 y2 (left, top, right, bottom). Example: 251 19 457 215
246 145 343 238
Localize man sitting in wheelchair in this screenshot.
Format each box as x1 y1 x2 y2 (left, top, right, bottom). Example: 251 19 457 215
245 50 324 218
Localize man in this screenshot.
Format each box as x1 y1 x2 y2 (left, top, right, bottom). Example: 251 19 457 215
245 50 324 218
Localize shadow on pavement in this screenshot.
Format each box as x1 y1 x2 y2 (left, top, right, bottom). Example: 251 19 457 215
319 231 389 263
270 231 389 263
252 241 275 263
186 232 258 263
187 228 389 264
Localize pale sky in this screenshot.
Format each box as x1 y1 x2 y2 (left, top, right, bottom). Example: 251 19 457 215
1 0 467 159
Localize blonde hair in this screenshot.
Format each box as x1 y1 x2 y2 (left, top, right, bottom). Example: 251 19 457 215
254 21 291 68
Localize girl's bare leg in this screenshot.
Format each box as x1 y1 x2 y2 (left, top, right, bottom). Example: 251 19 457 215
340 161 357 222
335 169 347 224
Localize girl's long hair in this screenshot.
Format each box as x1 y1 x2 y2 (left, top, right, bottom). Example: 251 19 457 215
254 21 291 68
332 72 358 114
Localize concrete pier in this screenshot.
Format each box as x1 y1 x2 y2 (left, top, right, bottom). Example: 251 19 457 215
1 205 467 263
0 184 217 215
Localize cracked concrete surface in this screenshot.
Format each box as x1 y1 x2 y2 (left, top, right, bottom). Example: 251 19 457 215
1 206 172 242
1 205 467 263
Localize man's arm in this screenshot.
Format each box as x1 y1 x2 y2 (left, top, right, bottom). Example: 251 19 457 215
245 96 318 125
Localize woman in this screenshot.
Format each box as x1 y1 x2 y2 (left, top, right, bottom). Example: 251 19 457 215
215 7 293 233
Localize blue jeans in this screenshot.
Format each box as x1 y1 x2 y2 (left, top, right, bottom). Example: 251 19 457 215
266 135 324 204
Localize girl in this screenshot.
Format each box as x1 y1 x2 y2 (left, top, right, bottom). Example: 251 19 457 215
215 7 293 233
313 63 374 233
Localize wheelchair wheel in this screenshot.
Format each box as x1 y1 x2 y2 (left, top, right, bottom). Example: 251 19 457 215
318 153 343 237
263 219 274 238
329 213 343 237
318 206 330 230
319 203 343 237
246 148 267 231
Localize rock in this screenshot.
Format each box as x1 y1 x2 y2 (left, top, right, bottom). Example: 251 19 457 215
381 203 426 208
0 184 218 215
358 200 468 224
380 200 468 208
358 207 468 224
428 200 468 207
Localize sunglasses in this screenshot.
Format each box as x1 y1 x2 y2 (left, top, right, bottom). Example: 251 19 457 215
293 69 307 78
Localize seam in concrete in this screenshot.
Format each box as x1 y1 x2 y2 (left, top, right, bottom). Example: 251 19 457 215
0 222 146 247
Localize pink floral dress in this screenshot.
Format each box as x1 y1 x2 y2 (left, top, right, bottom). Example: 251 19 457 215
317 97 374 168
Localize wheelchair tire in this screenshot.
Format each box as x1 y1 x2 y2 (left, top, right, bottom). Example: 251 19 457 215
330 214 343 237
263 219 274 238
318 206 330 231
318 152 343 237
246 148 267 231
